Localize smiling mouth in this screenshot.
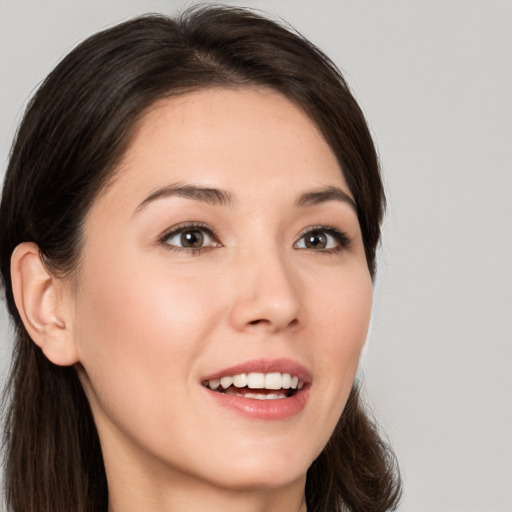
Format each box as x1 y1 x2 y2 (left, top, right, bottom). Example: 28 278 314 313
202 372 304 400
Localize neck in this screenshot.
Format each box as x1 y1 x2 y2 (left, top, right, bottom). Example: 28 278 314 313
107 471 307 512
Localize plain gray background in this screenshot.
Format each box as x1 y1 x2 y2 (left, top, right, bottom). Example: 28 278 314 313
1 1 511 511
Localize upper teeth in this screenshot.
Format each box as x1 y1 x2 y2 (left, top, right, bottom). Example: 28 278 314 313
204 372 303 391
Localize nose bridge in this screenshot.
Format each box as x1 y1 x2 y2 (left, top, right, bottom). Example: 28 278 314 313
229 237 301 332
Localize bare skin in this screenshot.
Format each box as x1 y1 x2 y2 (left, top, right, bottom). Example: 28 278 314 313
13 87 372 511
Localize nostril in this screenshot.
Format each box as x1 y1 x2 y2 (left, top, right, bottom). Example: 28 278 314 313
247 318 299 328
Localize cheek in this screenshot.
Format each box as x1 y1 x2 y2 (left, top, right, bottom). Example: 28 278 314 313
313 263 372 353
72 256 223 421
310 265 373 403
77 253 219 345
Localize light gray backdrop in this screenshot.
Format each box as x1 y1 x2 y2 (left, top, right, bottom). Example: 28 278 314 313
1 1 511 511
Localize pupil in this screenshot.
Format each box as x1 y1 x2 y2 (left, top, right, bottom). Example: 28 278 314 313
181 230 203 248
306 232 327 249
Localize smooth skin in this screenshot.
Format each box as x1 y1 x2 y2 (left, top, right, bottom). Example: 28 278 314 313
11 88 373 512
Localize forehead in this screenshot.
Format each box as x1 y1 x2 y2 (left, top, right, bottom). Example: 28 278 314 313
96 87 350 211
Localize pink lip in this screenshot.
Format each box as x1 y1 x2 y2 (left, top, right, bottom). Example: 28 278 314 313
201 358 312 421
202 358 312 383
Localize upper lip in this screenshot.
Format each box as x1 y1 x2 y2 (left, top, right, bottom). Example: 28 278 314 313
202 358 312 384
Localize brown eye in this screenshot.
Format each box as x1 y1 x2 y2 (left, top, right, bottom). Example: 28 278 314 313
294 227 350 252
303 231 327 249
163 225 217 251
180 230 204 248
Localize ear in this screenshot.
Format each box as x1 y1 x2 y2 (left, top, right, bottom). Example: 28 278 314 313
10 242 79 366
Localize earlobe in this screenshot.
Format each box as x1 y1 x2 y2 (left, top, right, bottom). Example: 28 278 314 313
10 242 79 366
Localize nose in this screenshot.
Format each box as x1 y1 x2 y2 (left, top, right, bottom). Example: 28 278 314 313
228 248 301 333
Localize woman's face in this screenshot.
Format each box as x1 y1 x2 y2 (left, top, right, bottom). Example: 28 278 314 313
70 88 372 494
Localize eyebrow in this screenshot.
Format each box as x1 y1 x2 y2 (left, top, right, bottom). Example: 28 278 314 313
135 182 357 214
135 182 236 213
295 186 357 212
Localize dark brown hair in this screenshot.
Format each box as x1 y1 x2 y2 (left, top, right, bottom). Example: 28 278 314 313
1 5 400 511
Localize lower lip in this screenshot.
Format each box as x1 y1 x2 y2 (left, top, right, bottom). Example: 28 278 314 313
204 386 311 420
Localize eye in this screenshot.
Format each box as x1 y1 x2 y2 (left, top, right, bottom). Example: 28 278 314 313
160 223 220 251
294 227 350 252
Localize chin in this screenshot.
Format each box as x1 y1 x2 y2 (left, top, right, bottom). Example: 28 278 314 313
192 442 315 492
209 463 307 492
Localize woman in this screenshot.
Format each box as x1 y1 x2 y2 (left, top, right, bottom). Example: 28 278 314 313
0 5 401 512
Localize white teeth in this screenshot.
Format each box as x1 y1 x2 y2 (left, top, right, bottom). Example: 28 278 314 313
247 372 265 389
232 373 248 388
245 392 285 400
225 389 287 400
264 372 282 390
220 376 233 389
209 378 220 390
205 372 304 393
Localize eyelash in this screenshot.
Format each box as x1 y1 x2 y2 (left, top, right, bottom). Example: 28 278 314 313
159 222 220 255
294 225 351 254
158 223 351 255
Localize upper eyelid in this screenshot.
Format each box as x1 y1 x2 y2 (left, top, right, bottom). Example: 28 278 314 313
296 225 348 239
158 222 350 247
158 223 220 254
295 225 352 248
159 222 216 240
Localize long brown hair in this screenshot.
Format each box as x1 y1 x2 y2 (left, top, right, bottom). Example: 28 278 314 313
1 6 401 511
